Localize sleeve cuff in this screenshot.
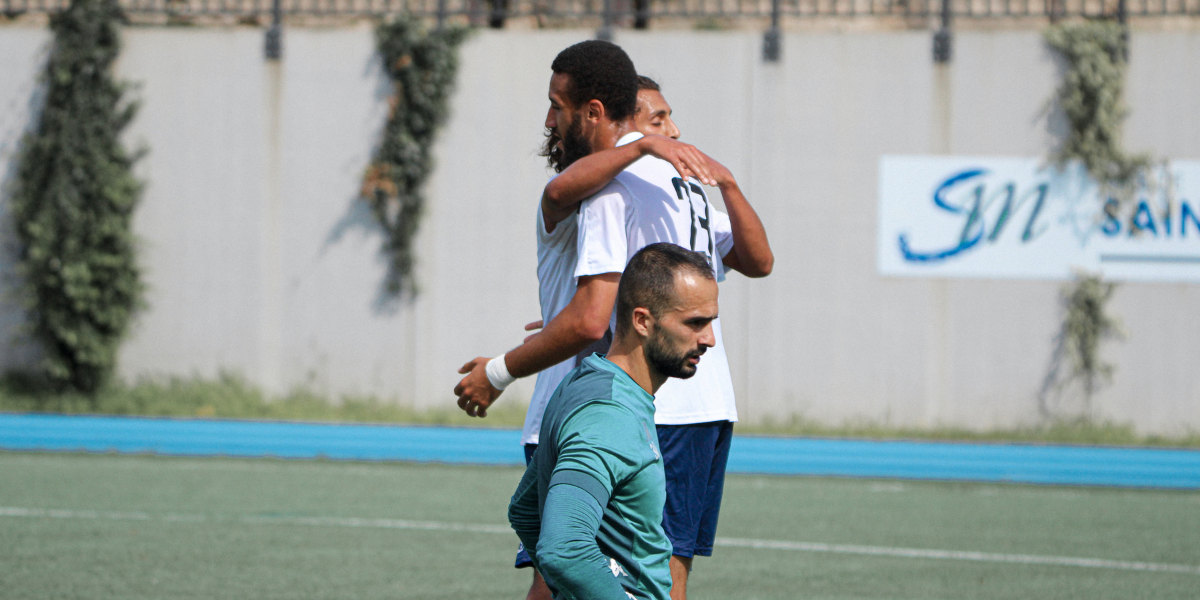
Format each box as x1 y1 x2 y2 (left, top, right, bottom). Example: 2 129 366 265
549 469 611 508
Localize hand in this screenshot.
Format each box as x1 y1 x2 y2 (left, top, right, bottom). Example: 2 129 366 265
524 320 543 344
638 135 717 187
697 150 736 188
454 357 502 418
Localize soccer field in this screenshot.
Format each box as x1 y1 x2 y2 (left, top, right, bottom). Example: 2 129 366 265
2 452 1197 600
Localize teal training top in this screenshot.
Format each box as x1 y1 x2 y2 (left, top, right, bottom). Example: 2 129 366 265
508 354 672 600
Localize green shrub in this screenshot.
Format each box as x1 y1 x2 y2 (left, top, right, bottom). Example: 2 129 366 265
9 0 143 394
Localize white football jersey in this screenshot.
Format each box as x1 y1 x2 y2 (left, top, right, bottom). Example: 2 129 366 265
522 202 579 445
574 132 738 425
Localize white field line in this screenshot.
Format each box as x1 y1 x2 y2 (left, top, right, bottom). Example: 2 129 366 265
714 537 1200 575
241 514 512 535
3 506 1197 575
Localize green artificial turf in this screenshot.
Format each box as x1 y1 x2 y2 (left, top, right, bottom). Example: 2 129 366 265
1 452 1197 599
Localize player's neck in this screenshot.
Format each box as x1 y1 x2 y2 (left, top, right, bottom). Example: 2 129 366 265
589 118 637 153
605 341 666 396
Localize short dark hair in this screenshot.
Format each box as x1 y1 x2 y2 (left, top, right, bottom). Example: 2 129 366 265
551 41 638 122
637 76 660 92
615 243 715 337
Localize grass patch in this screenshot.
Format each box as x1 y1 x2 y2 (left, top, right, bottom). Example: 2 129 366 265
0 372 528 429
2 373 1196 448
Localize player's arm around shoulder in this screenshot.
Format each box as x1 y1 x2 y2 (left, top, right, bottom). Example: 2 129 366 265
542 135 716 231
707 157 774 278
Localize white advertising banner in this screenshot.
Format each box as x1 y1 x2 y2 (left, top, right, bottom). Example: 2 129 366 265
877 156 1200 282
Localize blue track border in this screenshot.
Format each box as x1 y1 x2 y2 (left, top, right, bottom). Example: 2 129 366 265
2 413 1197 489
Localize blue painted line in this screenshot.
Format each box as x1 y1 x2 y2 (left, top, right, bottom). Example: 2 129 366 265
2 413 1198 489
0 413 525 465
728 436 1200 489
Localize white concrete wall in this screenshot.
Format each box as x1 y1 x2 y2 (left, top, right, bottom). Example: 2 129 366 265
0 24 1197 434
0 27 50 372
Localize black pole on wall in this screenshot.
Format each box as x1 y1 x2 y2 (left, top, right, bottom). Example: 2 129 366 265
933 0 952 63
763 0 781 62
488 0 508 28
634 0 649 29
265 0 283 59
597 0 615 41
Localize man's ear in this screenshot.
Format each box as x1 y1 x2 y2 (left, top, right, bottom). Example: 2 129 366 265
631 307 654 338
584 98 606 123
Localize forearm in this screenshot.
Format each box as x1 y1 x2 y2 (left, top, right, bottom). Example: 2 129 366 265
503 273 619 378
536 484 626 600
504 305 606 378
544 142 645 210
457 272 616 413
509 467 542 558
720 182 774 277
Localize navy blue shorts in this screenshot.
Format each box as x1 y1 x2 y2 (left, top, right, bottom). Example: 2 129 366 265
658 420 734 558
514 443 538 569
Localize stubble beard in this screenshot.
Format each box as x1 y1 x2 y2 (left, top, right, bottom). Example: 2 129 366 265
645 327 703 380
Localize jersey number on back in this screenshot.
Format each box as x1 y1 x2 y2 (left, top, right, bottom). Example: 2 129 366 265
671 177 714 262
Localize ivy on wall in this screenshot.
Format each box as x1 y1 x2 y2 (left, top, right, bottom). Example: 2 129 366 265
1044 20 1150 198
1040 21 1144 417
361 17 469 298
1039 272 1125 420
9 0 143 394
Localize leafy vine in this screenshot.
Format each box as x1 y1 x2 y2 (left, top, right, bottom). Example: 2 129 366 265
1039 272 1126 420
9 0 143 394
1044 20 1150 199
1039 21 1145 417
361 17 469 298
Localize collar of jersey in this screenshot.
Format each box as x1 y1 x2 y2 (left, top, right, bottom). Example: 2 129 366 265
582 353 655 402
616 131 644 147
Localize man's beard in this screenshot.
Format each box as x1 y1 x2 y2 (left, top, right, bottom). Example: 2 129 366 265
541 113 590 173
645 327 704 380
540 127 564 173
559 113 591 171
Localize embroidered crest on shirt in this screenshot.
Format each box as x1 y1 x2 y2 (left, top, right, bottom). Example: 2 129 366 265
609 557 629 578
641 422 661 461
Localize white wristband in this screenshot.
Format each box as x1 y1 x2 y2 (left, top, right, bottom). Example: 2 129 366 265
485 354 517 391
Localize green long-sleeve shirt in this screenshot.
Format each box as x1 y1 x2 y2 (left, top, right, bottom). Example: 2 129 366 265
508 354 672 600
